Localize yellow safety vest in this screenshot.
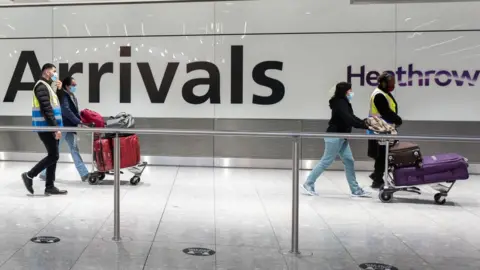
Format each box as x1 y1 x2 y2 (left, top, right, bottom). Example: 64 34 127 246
32 80 63 128
369 88 397 117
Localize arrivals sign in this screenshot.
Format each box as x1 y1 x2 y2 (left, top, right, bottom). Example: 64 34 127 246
4 45 285 106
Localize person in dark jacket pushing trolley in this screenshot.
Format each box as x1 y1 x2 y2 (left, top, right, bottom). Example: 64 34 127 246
302 82 371 197
367 72 403 189
21 63 68 195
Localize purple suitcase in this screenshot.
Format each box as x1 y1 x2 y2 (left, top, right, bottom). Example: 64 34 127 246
393 153 469 186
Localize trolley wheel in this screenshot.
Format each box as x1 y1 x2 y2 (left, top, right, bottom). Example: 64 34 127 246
378 190 393 203
416 161 423 168
98 173 106 181
130 176 141 185
434 193 447 205
88 175 100 185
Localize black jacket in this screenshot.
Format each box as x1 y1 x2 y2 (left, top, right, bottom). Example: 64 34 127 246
58 90 81 127
368 88 402 158
372 90 402 126
326 97 367 133
34 78 58 126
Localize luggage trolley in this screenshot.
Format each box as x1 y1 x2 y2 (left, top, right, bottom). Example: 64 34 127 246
88 132 148 186
377 136 467 205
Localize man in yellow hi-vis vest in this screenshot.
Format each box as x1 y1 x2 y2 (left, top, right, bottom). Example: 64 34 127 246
21 63 68 196
367 72 403 189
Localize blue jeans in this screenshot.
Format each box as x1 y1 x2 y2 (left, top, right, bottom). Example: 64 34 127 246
306 138 361 193
40 132 89 178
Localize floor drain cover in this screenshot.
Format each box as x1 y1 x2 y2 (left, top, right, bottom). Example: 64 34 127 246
183 247 215 256
359 263 398 270
30 236 60 244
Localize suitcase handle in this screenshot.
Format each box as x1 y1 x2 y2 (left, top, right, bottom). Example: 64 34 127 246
370 129 396 135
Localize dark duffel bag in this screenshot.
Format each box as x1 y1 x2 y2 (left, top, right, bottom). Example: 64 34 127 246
388 141 423 168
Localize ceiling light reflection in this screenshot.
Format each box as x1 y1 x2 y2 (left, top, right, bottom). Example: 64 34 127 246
241 21 247 39
62 24 70 36
441 44 480 56
84 23 91 36
415 36 464 52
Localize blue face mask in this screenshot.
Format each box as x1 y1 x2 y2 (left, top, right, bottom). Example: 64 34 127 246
347 92 354 100
51 72 58 82
70 86 77 93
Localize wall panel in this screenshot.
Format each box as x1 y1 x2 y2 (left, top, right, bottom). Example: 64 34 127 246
395 31 480 121
0 7 52 38
52 36 216 118
396 2 480 31
213 33 396 119
0 39 53 116
215 0 395 34
214 119 301 159
52 2 214 37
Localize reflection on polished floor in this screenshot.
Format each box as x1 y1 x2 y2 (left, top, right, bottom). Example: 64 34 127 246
0 161 480 270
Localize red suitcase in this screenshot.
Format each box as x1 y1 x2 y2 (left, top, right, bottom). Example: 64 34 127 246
119 135 141 168
94 138 113 172
94 135 140 172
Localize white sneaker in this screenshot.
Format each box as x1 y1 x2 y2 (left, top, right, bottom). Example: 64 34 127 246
301 183 318 196
351 189 372 198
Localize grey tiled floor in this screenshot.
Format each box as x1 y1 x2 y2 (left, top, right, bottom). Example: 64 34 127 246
1 161 480 269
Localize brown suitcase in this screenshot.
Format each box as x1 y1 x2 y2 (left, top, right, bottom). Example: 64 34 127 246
388 141 423 168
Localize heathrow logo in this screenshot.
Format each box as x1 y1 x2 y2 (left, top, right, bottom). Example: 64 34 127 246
347 64 480 87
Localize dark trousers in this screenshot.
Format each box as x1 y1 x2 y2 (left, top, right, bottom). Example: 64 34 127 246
28 132 59 188
372 145 386 182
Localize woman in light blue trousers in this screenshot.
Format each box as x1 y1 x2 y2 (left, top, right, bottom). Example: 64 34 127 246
302 82 371 197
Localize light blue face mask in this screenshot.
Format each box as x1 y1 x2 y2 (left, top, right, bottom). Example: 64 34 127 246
347 92 354 100
51 72 58 82
70 86 77 93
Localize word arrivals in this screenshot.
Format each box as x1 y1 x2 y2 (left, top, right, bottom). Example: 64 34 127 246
4 46 285 106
